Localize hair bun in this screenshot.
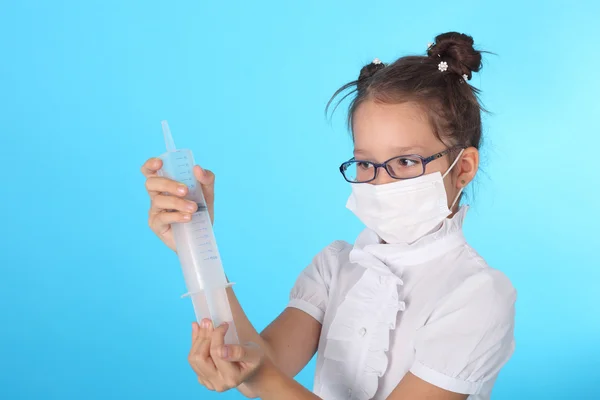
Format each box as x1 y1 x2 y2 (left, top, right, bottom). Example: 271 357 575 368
357 58 386 92
428 32 482 80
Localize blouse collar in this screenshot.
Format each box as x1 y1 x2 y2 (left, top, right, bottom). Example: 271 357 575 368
350 205 469 270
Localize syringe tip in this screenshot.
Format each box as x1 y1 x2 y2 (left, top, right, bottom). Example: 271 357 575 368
161 120 177 152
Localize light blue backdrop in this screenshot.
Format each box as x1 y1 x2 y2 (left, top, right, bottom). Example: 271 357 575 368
1 1 598 399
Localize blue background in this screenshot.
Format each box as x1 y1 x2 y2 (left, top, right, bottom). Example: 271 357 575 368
1 0 598 399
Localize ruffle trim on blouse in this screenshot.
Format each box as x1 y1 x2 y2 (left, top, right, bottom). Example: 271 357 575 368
317 268 405 400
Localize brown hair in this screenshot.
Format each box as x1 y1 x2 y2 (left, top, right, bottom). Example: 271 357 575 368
326 32 489 153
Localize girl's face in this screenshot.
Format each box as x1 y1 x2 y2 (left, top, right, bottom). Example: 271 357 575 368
352 99 479 211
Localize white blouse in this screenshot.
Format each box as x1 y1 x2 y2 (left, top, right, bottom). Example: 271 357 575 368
288 206 516 400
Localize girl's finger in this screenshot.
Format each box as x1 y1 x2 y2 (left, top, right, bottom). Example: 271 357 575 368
194 320 217 373
222 342 262 363
198 319 213 338
150 194 197 215
193 166 215 198
148 210 191 235
145 176 190 197
189 345 216 377
198 376 215 391
210 323 241 387
192 322 200 343
193 166 215 223
209 322 228 354
193 165 214 186
189 328 205 361
141 157 162 178
198 337 215 372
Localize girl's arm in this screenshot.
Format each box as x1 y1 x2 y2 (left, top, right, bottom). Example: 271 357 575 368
247 362 467 400
226 242 332 378
227 287 321 377
247 359 322 400
142 160 323 388
260 307 321 377
386 373 468 400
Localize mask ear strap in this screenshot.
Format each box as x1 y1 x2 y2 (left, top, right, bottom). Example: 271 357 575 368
444 148 466 210
442 148 465 179
450 187 464 210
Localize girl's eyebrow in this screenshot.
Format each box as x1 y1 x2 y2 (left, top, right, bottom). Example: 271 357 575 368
354 145 425 156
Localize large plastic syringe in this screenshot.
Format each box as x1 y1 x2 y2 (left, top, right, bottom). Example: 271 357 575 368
158 120 239 345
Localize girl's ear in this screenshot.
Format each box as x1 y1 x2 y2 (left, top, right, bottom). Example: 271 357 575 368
456 147 479 188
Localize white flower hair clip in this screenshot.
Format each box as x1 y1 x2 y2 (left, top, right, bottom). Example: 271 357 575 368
372 58 382 65
462 74 468 81
438 61 448 72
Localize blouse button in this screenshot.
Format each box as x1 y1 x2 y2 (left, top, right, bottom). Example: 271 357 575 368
358 327 367 337
399 301 406 311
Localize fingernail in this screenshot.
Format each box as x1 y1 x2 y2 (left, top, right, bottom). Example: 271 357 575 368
186 203 196 212
182 214 191 221
177 185 186 194
221 346 229 359
200 320 207 329
192 323 198 333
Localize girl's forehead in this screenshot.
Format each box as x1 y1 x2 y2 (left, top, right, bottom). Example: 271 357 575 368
352 101 441 154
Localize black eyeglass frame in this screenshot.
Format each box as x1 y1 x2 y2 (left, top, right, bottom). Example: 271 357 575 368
339 147 465 183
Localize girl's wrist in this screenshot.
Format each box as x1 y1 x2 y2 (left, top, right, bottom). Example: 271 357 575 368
244 358 283 398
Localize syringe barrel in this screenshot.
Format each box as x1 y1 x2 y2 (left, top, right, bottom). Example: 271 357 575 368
158 148 239 345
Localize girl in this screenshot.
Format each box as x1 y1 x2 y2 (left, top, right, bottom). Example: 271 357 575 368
141 32 516 400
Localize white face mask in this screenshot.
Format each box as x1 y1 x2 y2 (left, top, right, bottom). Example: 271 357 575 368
346 149 465 244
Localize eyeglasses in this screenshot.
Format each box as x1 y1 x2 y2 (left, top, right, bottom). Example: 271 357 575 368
339 148 460 183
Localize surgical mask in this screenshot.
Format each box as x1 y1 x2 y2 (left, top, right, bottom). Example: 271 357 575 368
346 150 465 244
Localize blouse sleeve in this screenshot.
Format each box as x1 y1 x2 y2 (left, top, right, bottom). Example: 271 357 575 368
287 241 346 324
409 269 517 395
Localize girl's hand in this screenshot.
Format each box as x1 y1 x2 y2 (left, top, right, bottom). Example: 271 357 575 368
140 157 215 252
188 319 265 397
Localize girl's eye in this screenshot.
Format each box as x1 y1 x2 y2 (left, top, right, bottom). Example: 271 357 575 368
397 158 419 168
388 156 422 178
357 161 372 170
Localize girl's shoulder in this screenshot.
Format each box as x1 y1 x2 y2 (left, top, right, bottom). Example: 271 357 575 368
324 239 353 254
310 240 353 269
427 243 517 321
453 244 516 297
